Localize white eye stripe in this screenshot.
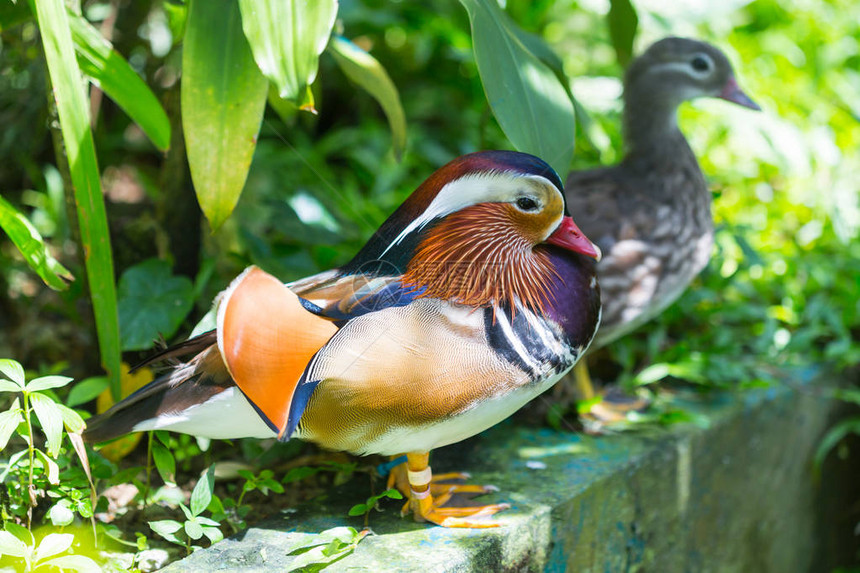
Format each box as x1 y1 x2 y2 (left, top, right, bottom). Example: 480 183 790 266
380 172 559 256
654 56 715 79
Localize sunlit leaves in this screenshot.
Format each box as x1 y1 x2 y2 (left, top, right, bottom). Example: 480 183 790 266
182 0 268 230
330 36 407 160
238 0 337 109
459 0 575 177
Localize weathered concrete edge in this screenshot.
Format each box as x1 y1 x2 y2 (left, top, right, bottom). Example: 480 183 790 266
163 369 847 572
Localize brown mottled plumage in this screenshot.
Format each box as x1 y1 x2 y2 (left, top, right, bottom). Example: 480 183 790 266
568 37 759 347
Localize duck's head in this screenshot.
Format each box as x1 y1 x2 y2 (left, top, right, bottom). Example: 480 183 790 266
625 37 760 111
343 151 600 312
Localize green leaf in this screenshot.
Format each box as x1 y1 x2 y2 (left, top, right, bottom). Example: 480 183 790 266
25 375 73 392
57 403 85 434
0 408 24 450
607 0 638 67
151 440 176 485
37 554 101 573
32 0 122 400
35 448 60 484
238 0 337 107
68 11 171 151
117 259 194 352
33 533 73 563
184 519 204 540
30 392 64 458
0 195 73 290
0 359 25 389
66 376 108 407
347 503 367 516
48 501 75 527
182 0 269 229
459 0 575 177
190 466 215 517
201 525 223 544
148 520 184 545
0 530 29 559
329 36 407 160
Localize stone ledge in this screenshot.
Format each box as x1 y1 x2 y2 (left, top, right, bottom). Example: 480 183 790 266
164 368 859 572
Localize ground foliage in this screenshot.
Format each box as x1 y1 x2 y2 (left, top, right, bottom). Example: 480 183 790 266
0 0 858 570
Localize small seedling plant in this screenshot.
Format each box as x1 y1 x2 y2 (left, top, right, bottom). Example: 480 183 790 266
148 465 224 555
0 359 99 571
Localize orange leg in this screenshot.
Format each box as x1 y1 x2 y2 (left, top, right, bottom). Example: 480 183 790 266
394 452 509 528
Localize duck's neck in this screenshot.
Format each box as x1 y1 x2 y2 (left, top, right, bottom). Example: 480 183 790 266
621 86 691 166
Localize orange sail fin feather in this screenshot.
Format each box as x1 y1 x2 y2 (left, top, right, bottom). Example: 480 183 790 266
217 267 337 437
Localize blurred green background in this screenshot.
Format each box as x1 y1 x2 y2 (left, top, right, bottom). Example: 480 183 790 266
0 0 857 443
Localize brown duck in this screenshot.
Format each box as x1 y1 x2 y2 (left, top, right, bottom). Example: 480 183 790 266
564 37 760 408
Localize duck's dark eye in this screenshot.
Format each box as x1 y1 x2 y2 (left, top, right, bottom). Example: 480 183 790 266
516 197 539 211
691 55 711 72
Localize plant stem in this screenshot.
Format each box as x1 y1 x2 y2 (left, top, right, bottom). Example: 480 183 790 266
22 391 34 530
144 432 154 505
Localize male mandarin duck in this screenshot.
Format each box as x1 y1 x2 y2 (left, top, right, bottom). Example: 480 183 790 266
84 151 602 527
562 38 759 412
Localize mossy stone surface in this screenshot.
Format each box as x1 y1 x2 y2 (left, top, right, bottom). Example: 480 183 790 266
163 369 858 572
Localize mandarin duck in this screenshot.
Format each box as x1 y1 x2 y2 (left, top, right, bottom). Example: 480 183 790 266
562 38 759 413
84 151 602 527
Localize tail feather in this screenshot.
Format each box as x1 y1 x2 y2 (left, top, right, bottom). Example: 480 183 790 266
83 347 232 443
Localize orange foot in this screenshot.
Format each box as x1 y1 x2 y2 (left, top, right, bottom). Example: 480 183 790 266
390 453 510 528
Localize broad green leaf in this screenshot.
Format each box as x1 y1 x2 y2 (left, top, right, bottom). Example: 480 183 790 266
68 12 171 151
0 531 29 559
0 193 73 290
0 0 31 32
459 0 575 177
329 36 407 160
0 359 25 388
25 374 73 392
190 466 215 517
66 376 108 407
607 0 638 67
348 503 367 516
151 440 176 485
182 0 269 229
30 393 64 457
33 533 73 563
238 0 337 107
117 259 194 351
32 0 122 399
38 554 101 573
0 408 23 450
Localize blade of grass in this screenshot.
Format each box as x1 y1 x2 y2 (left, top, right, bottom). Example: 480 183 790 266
32 0 121 398
0 194 73 290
